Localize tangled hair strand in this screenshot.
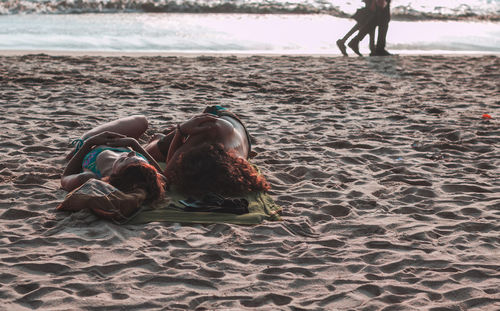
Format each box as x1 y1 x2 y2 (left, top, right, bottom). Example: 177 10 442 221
166 143 270 197
107 162 165 203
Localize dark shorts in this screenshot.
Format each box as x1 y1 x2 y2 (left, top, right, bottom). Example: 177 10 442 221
352 7 375 25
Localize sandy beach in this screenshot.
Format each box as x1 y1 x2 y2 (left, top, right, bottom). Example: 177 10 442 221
0 53 499 310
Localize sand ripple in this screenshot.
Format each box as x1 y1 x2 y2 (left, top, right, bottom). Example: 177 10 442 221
0 54 499 310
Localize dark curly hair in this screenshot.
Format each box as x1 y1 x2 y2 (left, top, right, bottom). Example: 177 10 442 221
107 162 165 203
166 143 270 197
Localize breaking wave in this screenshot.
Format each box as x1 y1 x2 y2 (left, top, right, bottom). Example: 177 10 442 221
1 0 499 21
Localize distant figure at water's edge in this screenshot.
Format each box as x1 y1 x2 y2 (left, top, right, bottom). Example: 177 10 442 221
337 0 392 56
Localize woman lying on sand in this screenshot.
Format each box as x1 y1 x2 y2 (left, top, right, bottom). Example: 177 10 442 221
60 109 270 221
62 115 165 203
63 106 269 200
145 105 270 197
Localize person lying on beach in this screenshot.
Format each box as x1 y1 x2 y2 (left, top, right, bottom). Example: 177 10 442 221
337 0 376 56
62 115 165 205
145 105 270 197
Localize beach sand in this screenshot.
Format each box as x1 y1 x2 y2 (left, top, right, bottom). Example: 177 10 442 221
0 54 499 310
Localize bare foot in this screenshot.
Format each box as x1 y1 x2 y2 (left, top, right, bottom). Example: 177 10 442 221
148 133 165 143
337 40 348 56
348 40 363 56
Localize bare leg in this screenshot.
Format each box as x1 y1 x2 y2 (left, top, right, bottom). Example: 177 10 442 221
348 17 377 56
369 28 376 54
337 24 360 56
82 115 148 140
375 3 390 53
66 115 149 160
375 19 389 53
340 24 360 42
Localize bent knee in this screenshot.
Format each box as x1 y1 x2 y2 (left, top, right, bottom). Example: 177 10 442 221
120 115 149 139
131 115 149 132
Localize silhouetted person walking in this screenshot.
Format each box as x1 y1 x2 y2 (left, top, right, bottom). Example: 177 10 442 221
348 0 392 56
336 0 376 56
373 0 391 55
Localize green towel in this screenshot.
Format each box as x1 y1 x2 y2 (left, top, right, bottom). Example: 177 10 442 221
57 161 281 225
128 190 282 225
127 162 282 225
126 162 281 225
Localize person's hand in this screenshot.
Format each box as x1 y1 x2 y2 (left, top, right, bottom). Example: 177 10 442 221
105 137 140 149
179 114 218 136
85 131 126 147
147 133 165 143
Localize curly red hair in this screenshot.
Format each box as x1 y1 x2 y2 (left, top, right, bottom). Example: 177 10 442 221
166 143 270 197
107 162 165 203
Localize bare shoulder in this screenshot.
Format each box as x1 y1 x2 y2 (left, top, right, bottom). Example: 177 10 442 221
214 117 236 135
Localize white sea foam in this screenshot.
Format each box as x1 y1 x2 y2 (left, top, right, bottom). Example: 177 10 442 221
0 0 499 20
0 13 499 54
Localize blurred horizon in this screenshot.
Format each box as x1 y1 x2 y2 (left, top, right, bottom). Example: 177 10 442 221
1 0 499 21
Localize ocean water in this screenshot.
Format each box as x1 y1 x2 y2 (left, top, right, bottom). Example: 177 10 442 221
0 0 499 54
1 0 499 19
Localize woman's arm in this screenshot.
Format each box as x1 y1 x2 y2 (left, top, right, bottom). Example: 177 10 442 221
61 140 97 191
166 129 184 165
164 115 220 170
166 114 219 162
144 129 177 163
130 140 163 173
61 171 99 192
61 132 128 191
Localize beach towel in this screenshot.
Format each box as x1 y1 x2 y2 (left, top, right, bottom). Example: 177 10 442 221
128 188 282 225
128 161 281 225
58 179 282 225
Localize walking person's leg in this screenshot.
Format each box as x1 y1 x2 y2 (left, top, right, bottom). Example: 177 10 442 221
369 27 376 55
337 24 360 56
374 2 392 55
348 19 376 56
